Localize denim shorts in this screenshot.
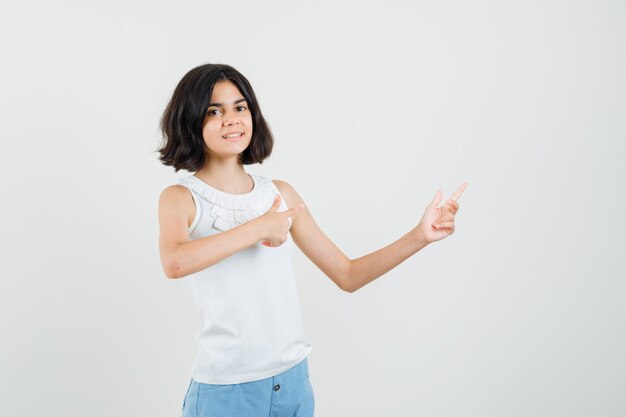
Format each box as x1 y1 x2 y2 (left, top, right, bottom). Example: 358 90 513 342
181 357 314 417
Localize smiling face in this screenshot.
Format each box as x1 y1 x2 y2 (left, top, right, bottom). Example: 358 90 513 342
201 80 253 162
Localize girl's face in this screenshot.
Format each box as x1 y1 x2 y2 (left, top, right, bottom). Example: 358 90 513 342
202 80 253 161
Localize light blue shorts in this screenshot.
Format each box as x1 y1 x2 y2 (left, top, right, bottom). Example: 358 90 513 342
181 357 314 417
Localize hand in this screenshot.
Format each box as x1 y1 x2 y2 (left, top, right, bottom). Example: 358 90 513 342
415 182 468 244
257 194 305 247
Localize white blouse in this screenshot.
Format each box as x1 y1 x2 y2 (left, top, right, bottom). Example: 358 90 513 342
176 173 312 384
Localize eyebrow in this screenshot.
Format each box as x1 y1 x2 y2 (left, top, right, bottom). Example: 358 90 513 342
207 98 247 107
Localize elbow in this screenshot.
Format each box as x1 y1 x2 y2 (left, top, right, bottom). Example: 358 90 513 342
162 244 187 279
341 279 357 293
328 271 353 293
340 261 356 293
342 283 356 293
164 267 178 279
164 260 183 279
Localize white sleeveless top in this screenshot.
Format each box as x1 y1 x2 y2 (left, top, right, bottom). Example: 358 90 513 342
177 173 312 384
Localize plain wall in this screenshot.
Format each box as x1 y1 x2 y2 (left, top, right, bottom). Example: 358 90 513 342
1 0 625 416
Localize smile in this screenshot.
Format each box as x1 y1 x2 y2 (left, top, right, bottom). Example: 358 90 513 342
222 132 243 139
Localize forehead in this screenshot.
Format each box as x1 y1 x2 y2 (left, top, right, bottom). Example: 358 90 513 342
210 80 244 101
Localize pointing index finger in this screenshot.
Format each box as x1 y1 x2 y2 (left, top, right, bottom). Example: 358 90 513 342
449 182 468 201
285 203 305 216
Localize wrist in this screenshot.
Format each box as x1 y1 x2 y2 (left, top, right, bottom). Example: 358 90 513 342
411 226 430 249
246 217 264 244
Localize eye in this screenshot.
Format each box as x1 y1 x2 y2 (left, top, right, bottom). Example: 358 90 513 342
207 109 221 116
236 105 247 111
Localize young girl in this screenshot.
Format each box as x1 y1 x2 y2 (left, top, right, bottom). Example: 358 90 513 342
157 63 467 417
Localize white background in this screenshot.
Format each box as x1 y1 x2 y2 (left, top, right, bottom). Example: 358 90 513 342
1 0 625 416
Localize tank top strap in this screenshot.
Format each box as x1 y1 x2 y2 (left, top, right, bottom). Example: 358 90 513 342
176 178 202 234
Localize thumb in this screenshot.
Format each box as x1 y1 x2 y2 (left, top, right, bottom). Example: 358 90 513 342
429 190 443 208
269 194 281 212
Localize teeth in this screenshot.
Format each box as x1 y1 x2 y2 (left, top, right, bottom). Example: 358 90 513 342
223 133 243 139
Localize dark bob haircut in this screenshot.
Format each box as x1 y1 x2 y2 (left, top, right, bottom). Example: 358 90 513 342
157 63 273 172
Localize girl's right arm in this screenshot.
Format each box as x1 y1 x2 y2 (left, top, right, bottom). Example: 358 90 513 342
158 185 262 279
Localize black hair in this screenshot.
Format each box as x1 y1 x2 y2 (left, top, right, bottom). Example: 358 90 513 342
157 63 273 172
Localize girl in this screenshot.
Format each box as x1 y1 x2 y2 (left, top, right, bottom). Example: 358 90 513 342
157 63 467 417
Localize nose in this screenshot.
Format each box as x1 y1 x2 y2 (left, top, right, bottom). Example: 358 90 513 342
223 110 240 126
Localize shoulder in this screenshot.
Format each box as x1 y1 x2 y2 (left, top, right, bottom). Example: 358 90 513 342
158 184 197 228
271 178 292 193
158 184 196 214
159 184 193 203
271 179 305 208
271 179 297 197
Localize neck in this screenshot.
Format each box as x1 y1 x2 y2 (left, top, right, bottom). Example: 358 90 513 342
195 158 252 194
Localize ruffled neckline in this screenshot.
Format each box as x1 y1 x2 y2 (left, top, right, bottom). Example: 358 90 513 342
179 174 276 232
191 173 259 198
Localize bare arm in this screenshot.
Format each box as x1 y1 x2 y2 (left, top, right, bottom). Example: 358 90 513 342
274 180 467 293
166 222 262 279
347 231 428 293
158 185 262 279
272 180 353 292
273 179 429 293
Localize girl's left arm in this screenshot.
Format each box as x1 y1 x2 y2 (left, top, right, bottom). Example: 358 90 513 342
272 180 466 293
